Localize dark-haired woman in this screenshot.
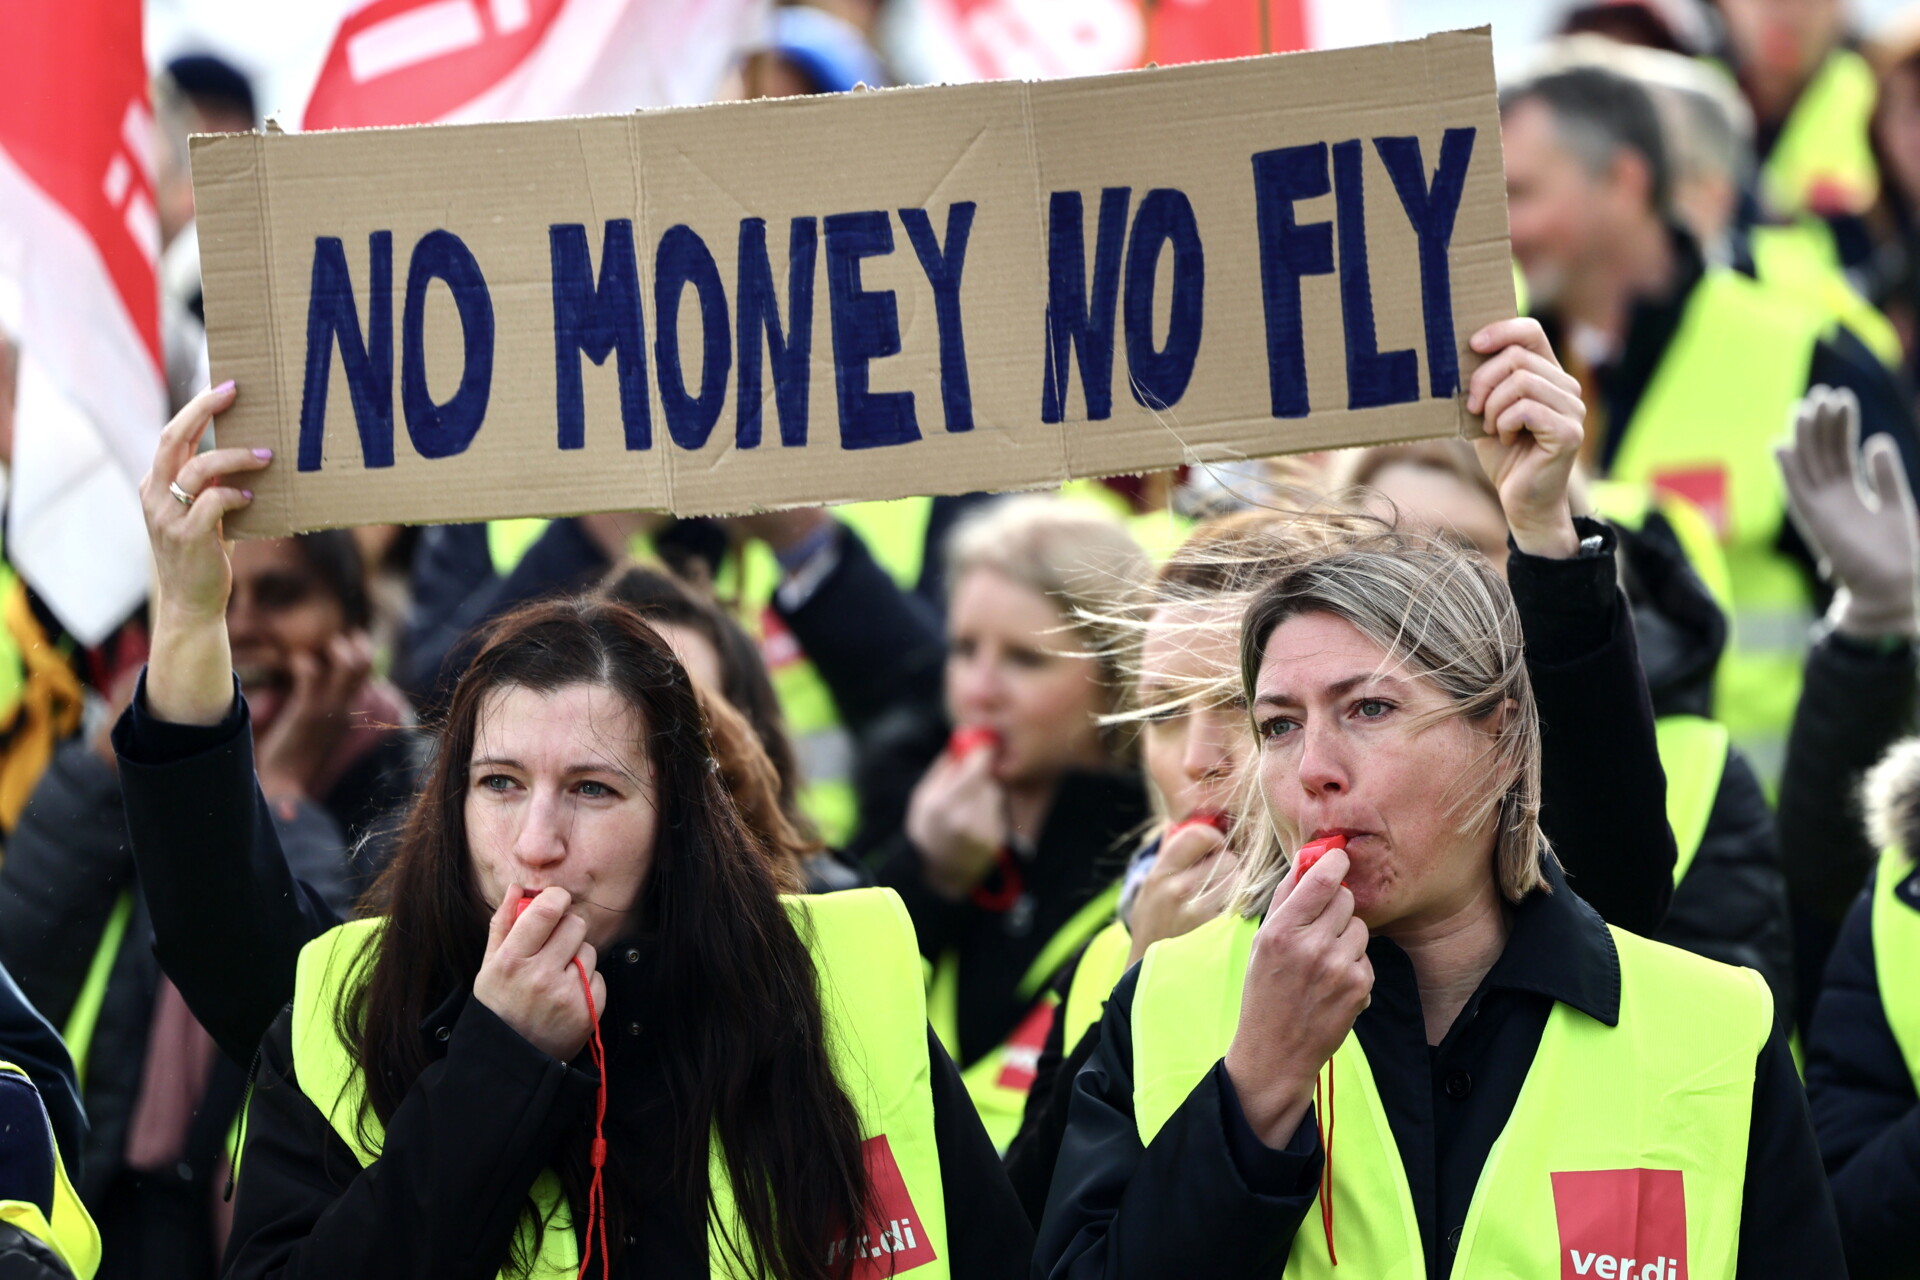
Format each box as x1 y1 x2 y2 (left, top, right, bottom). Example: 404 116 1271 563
117 383 1030 1279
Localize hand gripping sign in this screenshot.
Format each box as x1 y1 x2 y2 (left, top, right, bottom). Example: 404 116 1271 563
190 28 1513 536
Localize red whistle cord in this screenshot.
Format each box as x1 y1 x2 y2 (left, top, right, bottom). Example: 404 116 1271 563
572 955 609 1280
1313 1055 1337 1265
969 848 1025 913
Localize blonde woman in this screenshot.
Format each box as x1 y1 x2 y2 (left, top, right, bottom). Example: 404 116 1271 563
871 497 1152 1152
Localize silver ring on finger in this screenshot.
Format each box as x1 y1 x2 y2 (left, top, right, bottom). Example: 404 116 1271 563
168 480 197 507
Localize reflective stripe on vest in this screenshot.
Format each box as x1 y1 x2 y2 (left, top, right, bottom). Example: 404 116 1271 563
1655 716 1731 886
1060 919 1136 1057
926 878 1122 1152
289 889 949 1279
1749 221 1903 367
0 1063 100 1280
61 891 134 1088
1608 268 1825 784
1132 913 1770 1278
1761 49 1879 219
1870 846 1920 1098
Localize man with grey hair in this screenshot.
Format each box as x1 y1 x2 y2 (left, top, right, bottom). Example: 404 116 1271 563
1501 63 1918 782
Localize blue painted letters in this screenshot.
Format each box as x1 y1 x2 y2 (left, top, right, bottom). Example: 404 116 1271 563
1041 188 1130 423
1374 128 1475 399
1122 188 1204 411
298 233 394 470
735 216 817 449
900 203 976 434
824 210 919 450
401 229 494 460
550 220 651 451
654 224 732 451
1250 147 1334 419
1332 139 1418 411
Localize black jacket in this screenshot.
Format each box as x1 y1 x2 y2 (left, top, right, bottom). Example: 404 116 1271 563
871 766 1148 1070
0 740 353 1205
1003 523 1679 1222
225 962 1030 1280
1780 633 1919 1031
0 962 81 1189
1805 747 1920 1280
1034 862 1844 1280
1613 517 1795 1006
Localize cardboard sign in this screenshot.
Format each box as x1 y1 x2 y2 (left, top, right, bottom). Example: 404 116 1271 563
191 27 1512 536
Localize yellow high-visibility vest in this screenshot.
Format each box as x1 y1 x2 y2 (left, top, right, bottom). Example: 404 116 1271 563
1059 919 1136 1058
1870 846 1920 1098
928 878 1121 1152
1760 49 1880 220
0 1062 99 1280
1655 715 1731 886
1132 911 1770 1277
289 889 949 1279
1608 268 1827 785
60 892 133 1088
1749 221 1903 367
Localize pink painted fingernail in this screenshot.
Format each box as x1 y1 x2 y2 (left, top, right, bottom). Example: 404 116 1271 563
242 489 253 500
214 379 236 396
253 448 273 459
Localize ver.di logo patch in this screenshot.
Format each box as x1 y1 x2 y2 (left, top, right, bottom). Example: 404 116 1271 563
825 1135 939 1278
1552 1168 1687 1280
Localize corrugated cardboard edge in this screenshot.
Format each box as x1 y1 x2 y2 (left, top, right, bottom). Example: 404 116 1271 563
190 130 299 529
1431 27 1516 442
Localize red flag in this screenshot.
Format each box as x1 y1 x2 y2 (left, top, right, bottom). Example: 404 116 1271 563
1146 0 1309 66
304 0 569 129
302 0 767 130
905 0 1388 83
0 0 160 386
0 0 165 643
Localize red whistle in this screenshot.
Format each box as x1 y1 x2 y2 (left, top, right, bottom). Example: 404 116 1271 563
514 891 540 919
948 726 1002 759
1295 833 1348 876
1168 809 1233 838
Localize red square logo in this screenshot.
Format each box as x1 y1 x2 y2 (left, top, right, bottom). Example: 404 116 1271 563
994 1000 1056 1092
826 1135 940 1277
1649 467 1730 541
1552 1168 1687 1280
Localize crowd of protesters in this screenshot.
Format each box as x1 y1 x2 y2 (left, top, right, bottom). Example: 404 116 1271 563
3 0 1920 1277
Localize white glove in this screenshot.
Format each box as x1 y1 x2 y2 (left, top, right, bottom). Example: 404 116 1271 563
1776 386 1920 640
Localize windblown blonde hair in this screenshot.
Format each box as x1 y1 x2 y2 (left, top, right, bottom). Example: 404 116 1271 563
1230 522 1554 913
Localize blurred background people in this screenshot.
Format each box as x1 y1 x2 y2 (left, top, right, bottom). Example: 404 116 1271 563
869 496 1150 1152
1501 60 1919 784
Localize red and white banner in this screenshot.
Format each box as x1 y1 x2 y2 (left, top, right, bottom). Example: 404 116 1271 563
896 0 1395 84
0 0 165 644
303 0 768 129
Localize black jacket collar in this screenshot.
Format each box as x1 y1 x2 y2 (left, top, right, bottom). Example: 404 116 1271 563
1478 856 1621 1027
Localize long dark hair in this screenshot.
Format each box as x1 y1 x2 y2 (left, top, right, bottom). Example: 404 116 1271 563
341 597 871 1278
